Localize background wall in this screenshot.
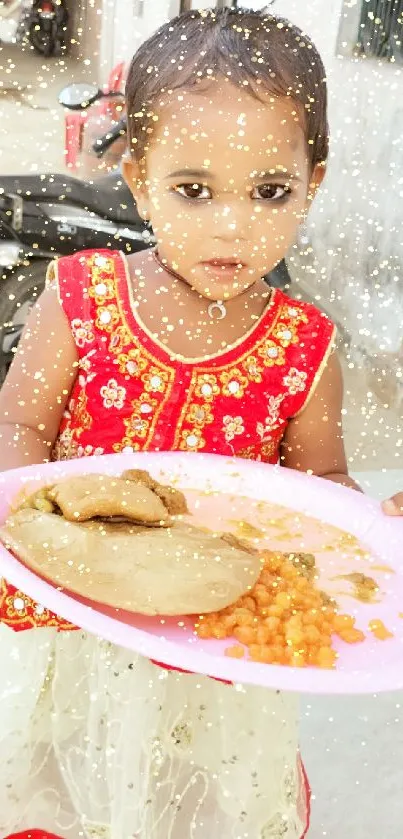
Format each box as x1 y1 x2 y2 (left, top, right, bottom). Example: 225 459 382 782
273 0 403 399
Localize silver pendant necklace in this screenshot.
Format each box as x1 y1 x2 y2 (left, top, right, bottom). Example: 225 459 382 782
207 300 227 320
152 251 228 320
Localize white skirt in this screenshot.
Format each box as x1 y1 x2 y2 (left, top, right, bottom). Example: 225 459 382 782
0 624 306 839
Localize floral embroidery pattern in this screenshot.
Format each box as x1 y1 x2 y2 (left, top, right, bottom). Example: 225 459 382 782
52 425 75 460
180 428 206 451
220 368 249 399
284 304 308 325
194 373 220 401
283 368 307 395
142 367 169 394
0 581 75 631
273 321 299 348
80 350 96 377
115 348 147 378
113 440 141 454
186 403 214 427
54 250 334 486
118 395 158 448
257 394 284 439
71 318 95 348
96 304 120 332
88 279 114 305
258 339 286 368
260 438 280 461
223 415 245 442
76 444 104 457
74 391 92 433
100 378 126 409
109 325 132 354
243 355 263 383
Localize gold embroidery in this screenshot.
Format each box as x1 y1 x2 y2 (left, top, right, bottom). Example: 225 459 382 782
52 425 79 461
186 403 214 427
273 321 299 347
75 391 93 432
236 444 256 461
282 367 308 395
52 252 334 465
109 325 132 354
88 279 115 305
96 304 120 332
179 428 206 451
261 437 280 461
89 253 176 450
243 355 263 383
142 367 170 394
194 373 220 401
220 368 249 399
115 348 147 377
258 339 286 367
120 394 158 444
0 580 75 631
222 415 245 442
113 439 141 453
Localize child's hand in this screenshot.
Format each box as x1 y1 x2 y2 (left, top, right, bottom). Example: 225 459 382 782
381 493 403 516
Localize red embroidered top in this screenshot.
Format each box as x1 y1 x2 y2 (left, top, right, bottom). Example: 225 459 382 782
0 249 335 631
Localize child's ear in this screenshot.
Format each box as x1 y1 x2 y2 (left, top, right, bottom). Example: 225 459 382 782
307 162 326 203
122 155 150 222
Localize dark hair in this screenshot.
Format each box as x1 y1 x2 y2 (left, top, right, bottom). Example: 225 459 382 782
125 6 328 170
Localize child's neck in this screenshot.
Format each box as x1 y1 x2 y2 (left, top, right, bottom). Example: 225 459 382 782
126 250 274 360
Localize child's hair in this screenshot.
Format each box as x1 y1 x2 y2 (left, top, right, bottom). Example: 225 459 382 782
125 6 328 171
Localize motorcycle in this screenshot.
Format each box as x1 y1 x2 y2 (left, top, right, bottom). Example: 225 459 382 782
26 0 68 56
0 82 291 386
0 171 153 384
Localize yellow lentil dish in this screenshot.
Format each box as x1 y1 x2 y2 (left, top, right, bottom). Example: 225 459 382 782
195 550 365 669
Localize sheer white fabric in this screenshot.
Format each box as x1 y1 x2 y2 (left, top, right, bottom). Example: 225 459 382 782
0 624 304 839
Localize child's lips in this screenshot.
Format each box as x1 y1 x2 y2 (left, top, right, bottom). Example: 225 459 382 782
200 259 247 279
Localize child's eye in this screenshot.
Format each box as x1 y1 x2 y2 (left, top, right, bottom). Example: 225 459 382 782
173 183 212 200
251 184 291 201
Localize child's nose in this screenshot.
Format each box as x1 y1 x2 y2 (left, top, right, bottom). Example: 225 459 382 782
212 203 247 241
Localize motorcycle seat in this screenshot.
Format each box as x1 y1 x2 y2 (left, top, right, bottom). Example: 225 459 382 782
0 172 142 227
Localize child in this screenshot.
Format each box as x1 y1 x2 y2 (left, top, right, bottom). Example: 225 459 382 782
0 7 401 839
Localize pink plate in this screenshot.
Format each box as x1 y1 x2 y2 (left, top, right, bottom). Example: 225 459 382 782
0 452 402 695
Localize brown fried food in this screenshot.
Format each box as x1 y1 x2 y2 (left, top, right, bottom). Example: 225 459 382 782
122 469 189 515
220 531 259 556
286 552 316 581
47 474 170 525
19 487 57 515
0 510 262 616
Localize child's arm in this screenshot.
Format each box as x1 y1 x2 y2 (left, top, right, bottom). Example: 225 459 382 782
281 351 361 491
0 287 78 471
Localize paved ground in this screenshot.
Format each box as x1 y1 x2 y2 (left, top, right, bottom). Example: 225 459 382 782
1 41 403 839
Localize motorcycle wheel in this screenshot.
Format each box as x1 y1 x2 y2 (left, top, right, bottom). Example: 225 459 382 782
28 21 55 56
0 259 48 387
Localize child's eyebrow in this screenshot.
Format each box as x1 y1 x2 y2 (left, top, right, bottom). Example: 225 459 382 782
165 168 302 182
250 169 302 182
165 168 214 180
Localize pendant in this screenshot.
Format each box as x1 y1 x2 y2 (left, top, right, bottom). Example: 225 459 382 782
207 300 227 320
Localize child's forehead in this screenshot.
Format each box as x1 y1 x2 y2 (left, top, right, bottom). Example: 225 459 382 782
147 84 307 173
153 84 304 148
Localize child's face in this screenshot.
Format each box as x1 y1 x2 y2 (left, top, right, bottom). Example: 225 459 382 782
125 82 323 300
